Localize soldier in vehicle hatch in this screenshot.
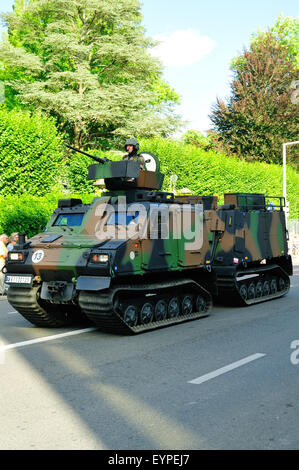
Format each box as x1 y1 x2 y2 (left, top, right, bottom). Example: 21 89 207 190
122 138 145 170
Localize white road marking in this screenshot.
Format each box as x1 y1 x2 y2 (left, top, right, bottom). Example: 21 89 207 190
0 327 97 352
188 353 266 385
7 311 17 315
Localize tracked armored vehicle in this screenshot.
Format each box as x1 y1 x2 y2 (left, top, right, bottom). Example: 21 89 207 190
5 149 293 334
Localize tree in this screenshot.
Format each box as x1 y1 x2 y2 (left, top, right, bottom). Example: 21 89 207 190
210 16 299 169
0 0 182 148
182 129 213 151
231 15 299 71
253 15 299 69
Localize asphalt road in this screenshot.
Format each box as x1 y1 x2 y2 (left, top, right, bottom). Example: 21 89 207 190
0 267 298 450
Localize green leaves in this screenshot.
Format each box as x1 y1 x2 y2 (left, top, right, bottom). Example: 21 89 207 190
252 15 299 70
0 131 297 238
0 192 94 238
138 138 299 219
0 0 181 148
0 107 64 196
211 16 299 170
182 129 213 150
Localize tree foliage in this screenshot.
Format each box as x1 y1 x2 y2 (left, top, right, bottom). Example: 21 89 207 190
210 17 299 169
232 15 299 71
252 15 299 69
0 0 182 148
182 129 213 151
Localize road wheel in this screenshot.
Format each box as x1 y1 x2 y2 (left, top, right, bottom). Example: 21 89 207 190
154 300 167 321
140 302 154 325
255 281 263 298
270 278 277 294
181 295 193 315
248 282 256 300
123 305 138 327
196 295 207 313
263 281 270 296
239 284 248 301
278 277 286 291
168 297 180 318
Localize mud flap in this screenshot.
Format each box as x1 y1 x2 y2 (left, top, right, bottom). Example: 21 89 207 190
76 276 111 291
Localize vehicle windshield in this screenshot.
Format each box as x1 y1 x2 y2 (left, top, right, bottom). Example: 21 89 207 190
106 211 139 226
53 213 85 227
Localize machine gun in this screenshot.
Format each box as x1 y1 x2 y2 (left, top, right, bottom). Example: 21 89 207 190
67 144 164 192
66 144 109 164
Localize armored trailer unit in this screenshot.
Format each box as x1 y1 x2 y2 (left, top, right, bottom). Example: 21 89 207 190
5 151 293 334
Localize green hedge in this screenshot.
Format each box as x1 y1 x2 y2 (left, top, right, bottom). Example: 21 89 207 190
0 193 94 238
65 138 299 218
138 137 299 219
0 107 65 196
0 136 297 239
60 137 299 218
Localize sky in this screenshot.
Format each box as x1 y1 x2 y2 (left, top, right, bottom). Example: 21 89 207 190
0 0 298 134
141 0 298 133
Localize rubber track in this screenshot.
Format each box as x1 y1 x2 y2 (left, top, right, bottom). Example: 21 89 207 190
7 286 79 327
216 264 290 306
79 278 213 335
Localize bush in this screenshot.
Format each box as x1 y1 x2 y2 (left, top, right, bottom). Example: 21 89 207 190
65 137 299 219
0 107 65 196
182 129 213 150
0 196 53 238
0 193 94 238
138 137 299 219
3 136 296 238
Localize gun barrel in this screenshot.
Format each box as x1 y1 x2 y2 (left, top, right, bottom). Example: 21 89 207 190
66 144 107 164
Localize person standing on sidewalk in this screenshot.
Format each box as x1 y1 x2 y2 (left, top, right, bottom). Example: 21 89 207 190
7 233 18 252
0 234 8 295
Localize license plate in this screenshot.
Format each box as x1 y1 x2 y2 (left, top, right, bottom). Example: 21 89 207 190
5 274 33 287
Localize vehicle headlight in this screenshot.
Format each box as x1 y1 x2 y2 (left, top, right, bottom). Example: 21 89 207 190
91 253 109 263
8 252 24 261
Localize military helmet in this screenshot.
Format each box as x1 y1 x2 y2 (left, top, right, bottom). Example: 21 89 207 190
124 138 139 152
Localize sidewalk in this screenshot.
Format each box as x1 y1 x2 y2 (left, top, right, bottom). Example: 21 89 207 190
290 253 299 268
292 258 299 270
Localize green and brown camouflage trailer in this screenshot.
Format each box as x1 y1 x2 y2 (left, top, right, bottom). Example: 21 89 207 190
5 150 293 334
